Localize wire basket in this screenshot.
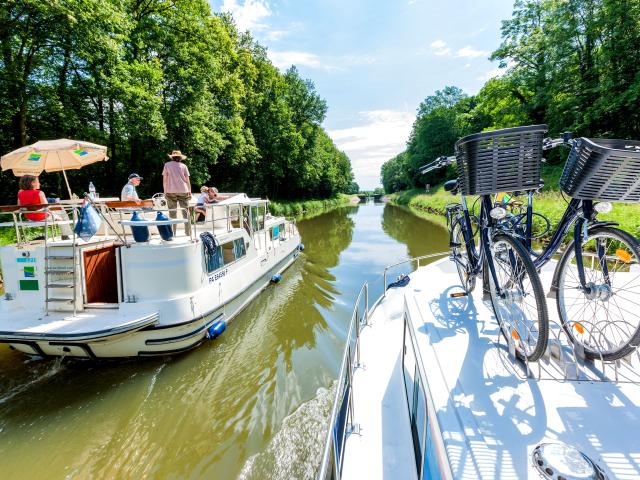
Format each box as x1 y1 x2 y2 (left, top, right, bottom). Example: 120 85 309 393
560 137 640 202
455 125 547 196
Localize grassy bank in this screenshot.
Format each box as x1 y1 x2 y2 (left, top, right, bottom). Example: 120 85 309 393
269 194 358 217
390 165 640 239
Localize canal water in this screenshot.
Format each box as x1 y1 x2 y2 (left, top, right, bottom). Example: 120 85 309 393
0 203 447 479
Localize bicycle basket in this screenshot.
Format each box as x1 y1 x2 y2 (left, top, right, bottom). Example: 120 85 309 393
455 125 547 196
559 137 640 202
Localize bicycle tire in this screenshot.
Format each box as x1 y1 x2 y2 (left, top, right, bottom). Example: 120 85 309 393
555 226 640 361
450 217 476 293
488 234 549 362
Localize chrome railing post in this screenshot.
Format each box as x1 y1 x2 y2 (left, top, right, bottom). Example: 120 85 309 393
354 307 361 368
365 284 369 325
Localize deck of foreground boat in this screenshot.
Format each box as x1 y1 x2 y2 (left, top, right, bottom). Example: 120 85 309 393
342 258 640 479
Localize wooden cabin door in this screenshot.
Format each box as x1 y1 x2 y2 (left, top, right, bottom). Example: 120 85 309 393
84 245 118 303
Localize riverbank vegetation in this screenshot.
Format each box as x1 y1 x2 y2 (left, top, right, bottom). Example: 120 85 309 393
382 0 640 195
389 165 640 240
269 194 358 217
0 0 353 204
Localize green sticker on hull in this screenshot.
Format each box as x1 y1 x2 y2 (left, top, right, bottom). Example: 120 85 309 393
19 280 39 291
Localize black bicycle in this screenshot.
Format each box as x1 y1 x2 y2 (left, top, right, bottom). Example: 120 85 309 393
494 132 640 361
421 126 550 362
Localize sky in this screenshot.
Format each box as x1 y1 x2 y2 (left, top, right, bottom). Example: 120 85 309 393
210 0 515 189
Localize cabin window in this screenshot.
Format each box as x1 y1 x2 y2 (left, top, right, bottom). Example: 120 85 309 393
233 238 246 259
204 246 223 273
402 313 440 479
250 205 265 231
222 241 235 264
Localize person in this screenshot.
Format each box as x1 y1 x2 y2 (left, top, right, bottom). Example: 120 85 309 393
195 186 210 223
17 174 73 238
121 173 142 203
162 150 192 236
208 187 220 203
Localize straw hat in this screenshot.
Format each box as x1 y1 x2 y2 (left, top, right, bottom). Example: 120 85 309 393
168 150 187 160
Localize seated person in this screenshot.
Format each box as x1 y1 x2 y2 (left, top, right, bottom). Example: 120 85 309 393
195 186 210 223
208 187 220 203
17 174 72 238
121 173 142 203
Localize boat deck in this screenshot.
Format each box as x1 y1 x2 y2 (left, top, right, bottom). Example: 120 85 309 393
0 308 159 342
342 258 640 479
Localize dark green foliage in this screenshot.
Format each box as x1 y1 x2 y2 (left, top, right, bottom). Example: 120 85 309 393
0 0 353 203
381 0 640 193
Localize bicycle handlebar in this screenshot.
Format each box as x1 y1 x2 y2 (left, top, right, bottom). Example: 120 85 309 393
542 131 574 151
418 155 456 174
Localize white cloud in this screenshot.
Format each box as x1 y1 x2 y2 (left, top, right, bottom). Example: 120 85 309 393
328 110 415 189
455 46 489 58
430 39 451 56
477 67 504 81
220 0 271 32
268 51 334 70
264 29 288 41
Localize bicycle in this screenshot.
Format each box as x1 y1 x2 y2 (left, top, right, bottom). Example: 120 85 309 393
495 131 640 362
420 125 550 362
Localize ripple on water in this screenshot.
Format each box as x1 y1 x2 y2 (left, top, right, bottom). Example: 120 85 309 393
238 383 334 480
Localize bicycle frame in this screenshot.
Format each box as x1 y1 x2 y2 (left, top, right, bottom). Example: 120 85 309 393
517 193 611 290
453 193 505 296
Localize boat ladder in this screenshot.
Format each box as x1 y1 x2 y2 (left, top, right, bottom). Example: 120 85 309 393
44 225 78 316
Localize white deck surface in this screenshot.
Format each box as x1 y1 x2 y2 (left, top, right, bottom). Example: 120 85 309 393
0 309 158 341
343 258 640 479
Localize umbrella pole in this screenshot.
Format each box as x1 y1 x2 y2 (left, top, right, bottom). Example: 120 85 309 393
61 168 73 198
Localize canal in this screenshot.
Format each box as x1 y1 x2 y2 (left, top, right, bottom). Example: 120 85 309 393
0 203 448 479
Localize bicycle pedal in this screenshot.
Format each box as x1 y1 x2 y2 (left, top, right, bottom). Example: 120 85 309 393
450 292 468 298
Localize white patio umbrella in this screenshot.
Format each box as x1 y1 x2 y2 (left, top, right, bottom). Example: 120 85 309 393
1 138 108 198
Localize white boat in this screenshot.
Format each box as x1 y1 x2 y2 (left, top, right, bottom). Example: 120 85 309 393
318 255 640 479
0 193 301 358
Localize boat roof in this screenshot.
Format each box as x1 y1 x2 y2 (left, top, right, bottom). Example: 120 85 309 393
342 258 640 479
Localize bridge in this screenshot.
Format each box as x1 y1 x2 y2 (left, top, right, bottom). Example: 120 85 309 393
357 194 384 202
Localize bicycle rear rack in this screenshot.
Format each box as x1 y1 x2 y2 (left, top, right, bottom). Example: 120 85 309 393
496 306 640 384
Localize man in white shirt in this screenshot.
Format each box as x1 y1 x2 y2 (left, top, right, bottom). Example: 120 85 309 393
121 173 142 203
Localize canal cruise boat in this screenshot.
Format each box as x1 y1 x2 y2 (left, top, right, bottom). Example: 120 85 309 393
318 256 640 479
0 193 301 358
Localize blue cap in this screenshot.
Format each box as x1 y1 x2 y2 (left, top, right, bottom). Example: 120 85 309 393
128 173 143 180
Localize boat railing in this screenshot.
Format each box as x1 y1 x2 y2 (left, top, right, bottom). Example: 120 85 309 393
318 281 369 480
383 252 451 297
316 251 457 480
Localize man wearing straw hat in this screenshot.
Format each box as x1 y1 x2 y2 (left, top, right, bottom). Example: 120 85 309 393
163 150 192 236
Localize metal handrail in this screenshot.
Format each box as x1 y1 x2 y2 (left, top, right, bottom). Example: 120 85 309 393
383 252 450 296
318 282 368 479
318 251 449 479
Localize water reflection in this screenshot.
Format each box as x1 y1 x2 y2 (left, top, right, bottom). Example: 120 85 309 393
0 203 447 479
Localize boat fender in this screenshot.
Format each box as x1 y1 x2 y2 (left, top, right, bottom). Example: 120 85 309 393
298 243 305 251
155 211 174 241
130 211 150 243
387 274 410 289
271 273 282 283
207 320 226 339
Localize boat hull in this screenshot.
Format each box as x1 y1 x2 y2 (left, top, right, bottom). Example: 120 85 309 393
2 247 300 359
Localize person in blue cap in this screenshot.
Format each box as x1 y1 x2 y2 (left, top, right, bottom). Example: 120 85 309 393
121 173 142 204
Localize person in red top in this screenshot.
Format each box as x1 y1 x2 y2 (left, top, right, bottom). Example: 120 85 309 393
17 174 72 238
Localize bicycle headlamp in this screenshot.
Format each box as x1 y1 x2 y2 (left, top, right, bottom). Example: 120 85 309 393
490 206 507 220
594 202 612 214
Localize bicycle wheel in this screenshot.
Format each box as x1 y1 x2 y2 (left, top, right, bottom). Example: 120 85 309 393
556 226 640 361
488 234 549 362
450 217 476 293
